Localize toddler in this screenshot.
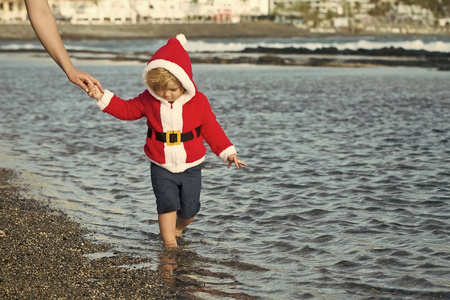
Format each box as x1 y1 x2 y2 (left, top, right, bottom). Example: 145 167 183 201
87 34 246 248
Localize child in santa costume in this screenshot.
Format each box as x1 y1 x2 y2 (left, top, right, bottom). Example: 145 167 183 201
87 34 247 249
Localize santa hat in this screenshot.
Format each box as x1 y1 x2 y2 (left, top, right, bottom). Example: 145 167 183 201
142 34 196 101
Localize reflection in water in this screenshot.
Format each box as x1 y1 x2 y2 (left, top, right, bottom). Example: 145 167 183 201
158 249 178 287
157 244 259 299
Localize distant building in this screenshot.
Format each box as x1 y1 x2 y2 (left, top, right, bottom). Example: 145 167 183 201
439 17 450 27
0 0 444 31
395 3 434 25
0 0 27 23
2 0 270 24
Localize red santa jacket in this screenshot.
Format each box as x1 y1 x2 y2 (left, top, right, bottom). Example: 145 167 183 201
96 34 236 173
97 89 236 173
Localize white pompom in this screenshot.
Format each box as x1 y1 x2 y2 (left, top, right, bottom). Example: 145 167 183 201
176 34 187 47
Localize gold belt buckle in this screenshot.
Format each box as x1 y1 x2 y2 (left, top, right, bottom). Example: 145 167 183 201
166 131 181 146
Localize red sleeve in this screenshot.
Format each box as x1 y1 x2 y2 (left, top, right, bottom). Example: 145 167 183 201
102 90 148 121
200 94 233 157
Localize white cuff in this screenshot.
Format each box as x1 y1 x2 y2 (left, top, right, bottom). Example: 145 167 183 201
96 89 114 111
219 145 236 163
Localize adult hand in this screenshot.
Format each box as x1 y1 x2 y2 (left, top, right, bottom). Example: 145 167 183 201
66 67 104 93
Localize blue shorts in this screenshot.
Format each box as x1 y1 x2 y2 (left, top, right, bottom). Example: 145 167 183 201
150 163 203 219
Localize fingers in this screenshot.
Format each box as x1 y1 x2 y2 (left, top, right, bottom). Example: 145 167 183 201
85 81 102 100
74 78 89 92
227 155 247 170
66 68 103 93
86 81 95 89
88 89 96 98
92 77 104 93
234 160 247 170
239 160 248 168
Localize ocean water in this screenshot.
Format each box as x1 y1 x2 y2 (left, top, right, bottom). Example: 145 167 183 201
2 35 450 54
1 53 450 299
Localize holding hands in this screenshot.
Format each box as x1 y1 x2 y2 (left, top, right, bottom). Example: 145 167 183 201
87 82 104 100
68 68 103 93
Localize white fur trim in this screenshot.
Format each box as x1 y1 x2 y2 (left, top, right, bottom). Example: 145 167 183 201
96 89 114 110
159 98 186 168
142 59 195 103
150 157 205 174
219 145 237 163
176 34 187 47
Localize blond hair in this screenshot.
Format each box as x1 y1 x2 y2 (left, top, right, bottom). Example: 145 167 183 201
145 68 185 95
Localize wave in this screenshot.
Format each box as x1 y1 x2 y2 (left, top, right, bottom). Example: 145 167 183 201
185 39 450 53
2 37 450 53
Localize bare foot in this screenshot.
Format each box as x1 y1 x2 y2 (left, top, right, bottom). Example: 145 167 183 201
175 228 183 238
163 241 179 249
0 230 5 238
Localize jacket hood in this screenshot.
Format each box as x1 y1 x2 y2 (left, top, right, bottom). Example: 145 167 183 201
142 34 196 103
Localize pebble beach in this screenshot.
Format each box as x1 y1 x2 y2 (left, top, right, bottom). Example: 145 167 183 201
0 168 177 299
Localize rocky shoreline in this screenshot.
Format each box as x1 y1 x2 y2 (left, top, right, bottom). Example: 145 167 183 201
2 23 449 69
0 168 177 299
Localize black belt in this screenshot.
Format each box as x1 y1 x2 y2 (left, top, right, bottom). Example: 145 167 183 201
147 126 201 146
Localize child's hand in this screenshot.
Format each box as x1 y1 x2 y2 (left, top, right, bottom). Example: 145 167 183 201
87 82 104 101
227 154 247 170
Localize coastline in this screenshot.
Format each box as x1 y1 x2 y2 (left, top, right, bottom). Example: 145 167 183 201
1 23 449 41
0 168 175 299
1 23 449 69
0 23 313 40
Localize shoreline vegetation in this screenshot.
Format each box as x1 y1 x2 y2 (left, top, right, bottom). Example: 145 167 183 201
0 168 176 299
1 23 450 70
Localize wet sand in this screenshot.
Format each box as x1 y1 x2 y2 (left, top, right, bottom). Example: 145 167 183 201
0 168 175 299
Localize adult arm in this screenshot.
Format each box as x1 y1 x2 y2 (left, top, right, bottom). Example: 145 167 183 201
24 0 102 92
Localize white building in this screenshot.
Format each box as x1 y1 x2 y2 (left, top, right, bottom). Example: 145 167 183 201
439 17 450 27
396 3 434 25
51 0 140 24
0 0 440 26
0 0 27 23
48 0 266 24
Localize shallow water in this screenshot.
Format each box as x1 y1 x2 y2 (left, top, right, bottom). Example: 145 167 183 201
1 54 450 299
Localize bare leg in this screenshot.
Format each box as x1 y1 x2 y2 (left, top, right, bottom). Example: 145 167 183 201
158 211 178 248
175 215 196 238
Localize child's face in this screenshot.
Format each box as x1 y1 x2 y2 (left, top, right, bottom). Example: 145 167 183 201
157 80 184 102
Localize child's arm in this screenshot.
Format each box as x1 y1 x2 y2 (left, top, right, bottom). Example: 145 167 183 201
198 94 247 170
87 82 104 101
227 154 247 170
87 82 146 121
